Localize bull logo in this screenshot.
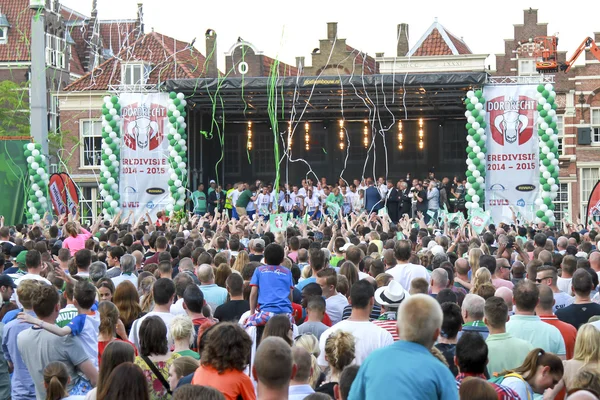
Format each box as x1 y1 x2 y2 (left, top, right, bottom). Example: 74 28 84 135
488 95 535 146
122 102 167 151
127 117 160 150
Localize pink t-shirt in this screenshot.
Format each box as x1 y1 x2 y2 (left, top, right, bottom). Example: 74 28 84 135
63 228 92 256
492 277 515 290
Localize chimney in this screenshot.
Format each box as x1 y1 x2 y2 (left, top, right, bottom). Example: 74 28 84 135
524 8 538 25
205 29 218 77
136 3 144 34
397 23 409 56
296 56 305 70
375 52 384 57
327 22 337 41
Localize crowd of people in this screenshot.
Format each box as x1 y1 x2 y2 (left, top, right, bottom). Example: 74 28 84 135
0 173 599 400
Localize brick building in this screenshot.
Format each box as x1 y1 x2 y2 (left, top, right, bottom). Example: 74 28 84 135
495 8 600 221
57 30 207 222
225 39 298 78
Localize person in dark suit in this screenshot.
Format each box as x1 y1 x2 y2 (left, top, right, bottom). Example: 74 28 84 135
364 178 383 214
386 180 400 223
208 185 225 215
398 181 412 217
415 182 428 216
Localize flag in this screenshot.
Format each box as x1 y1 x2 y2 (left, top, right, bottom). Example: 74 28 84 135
469 208 489 234
270 213 288 233
377 208 388 218
326 201 341 218
396 232 404 240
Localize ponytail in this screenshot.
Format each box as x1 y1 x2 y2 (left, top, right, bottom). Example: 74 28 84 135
44 362 69 400
501 348 564 382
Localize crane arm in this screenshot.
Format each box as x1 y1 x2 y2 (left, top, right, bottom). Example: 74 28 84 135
563 37 600 72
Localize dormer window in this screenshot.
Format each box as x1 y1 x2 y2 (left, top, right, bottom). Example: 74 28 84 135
122 63 151 86
0 12 10 44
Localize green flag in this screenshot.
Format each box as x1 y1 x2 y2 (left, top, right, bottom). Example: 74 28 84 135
396 232 404 240
326 201 341 218
270 213 288 233
377 208 388 218
469 208 489 234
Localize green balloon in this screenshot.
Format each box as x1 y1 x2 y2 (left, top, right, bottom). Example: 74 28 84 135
174 145 182 152
102 108 109 115
543 197 552 206
169 140 176 147
24 150 32 157
541 134 549 142
107 207 114 215
551 102 557 110
468 129 476 136
536 104 543 111
536 210 545 218
539 152 547 160
537 85 545 93
114 102 121 110
545 116 553 124
465 194 472 202
540 110 548 118
472 133 481 142
169 116 177 124
476 189 484 197
170 186 178 193
466 146 473 154
541 216 550 224
471 110 480 118
105 137 113 145
178 128 186 135
173 98 181 106
547 165 555 174
546 140 554 148
476 141 484 148
542 159 550 167
168 180 174 186
113 193 120 201
466 170 472 177
473 158 480 166
542 90 549 98
181 111 186 118
104 183 112 191
467 176 476 184
543 183 551 191
174 205 182 212
475 90 483 97
110 96 119 104
466 123 472 130
170 92 177 99
467 103 475 111
34 143 41 150
540 178 547 185
108 166 116 174
181 134 187 140
552 171 559 179
174 168 182 176
477 165 485 174
109 120 117 128
476 116 484 124
547 96 554 104
468 152 476 160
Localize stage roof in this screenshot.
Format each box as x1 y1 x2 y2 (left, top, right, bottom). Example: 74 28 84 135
164 72 488 121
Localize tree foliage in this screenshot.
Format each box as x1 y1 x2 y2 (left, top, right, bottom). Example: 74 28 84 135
0 80 30 137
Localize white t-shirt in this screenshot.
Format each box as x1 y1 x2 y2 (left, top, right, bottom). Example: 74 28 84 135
128 311 176 349
317 320 393 368
325 293 349 325
257 193 271 215
305 196 319 213
12 273 52 307
502 376 534 400
170 298 186 316
557 277 573 296
387 263 430 291
111 273 138 289
553 291 574 313
230 190 242 208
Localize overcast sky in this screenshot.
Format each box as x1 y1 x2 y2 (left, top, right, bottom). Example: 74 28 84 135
61 0 598 70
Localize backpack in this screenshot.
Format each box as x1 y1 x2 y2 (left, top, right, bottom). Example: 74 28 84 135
489 372 531 400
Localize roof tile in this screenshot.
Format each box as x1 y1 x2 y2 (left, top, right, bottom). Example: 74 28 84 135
0 0 35 62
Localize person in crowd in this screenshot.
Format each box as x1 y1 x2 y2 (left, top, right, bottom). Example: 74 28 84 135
113 280 144 335
454 332 520 399
289 346 315 400
491 258 515 290
214 273 250 322
458 293 488 339
252 337 295 400
484 296 533 376
167 356 199 392
173 384 225 400
348 294 457 399
493 348 564 400
62 221 96 256
96 278 115 303
506 281 566 358
372 279 409 341
317 280 393 369
192 322 255 400
96 362 149 400
435 302 462 377
558 256 577 296
536 265 574 312
458 378 498 400
315 330 355 397
111 254 138 288
558 324 600 394
387 240 429 291
316 268 348 325
293 334 322 389
18 285 98 398
86 340 136 400
536 284 577 360
133 316 180 400
106 246 125 279
197 264 228 310
247 243 293 328
169 315 198 360
298 296 329 340
556 269 600 330
43 361 83 400
96 301 136 364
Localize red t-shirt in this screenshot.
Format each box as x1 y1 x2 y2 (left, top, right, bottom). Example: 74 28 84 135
539 314 577 359
98 338 138 365
291 303 332 327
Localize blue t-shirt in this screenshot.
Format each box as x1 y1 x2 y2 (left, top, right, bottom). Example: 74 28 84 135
250 265 293 314
349 340 458 400
295 277 316 291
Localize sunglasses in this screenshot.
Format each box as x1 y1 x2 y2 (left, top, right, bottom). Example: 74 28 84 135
535 276 553 283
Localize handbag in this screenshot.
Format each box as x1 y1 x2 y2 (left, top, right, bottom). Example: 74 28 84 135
141 355 172 395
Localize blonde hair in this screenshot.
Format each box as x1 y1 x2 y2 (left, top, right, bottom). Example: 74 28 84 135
324 331 355 373
232 250 249 273
397 294 443 348
468 248 483 276
574 324 600 365
169 315 194 346
471 267 492 294
301 264 312 280
139 276 156 313
293 334 321 388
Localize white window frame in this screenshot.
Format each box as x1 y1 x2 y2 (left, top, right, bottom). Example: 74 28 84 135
556 115 564 156
79 119 103 169
518 59 539 76
45 33 66 69
554 182 571 223
79 187 103 225
591 108 600 144
121 63 150 87
580 166 600 219
0 27 7 44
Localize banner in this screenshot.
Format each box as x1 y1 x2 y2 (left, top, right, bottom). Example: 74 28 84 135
484 85 539 224
0 139 28 225
48 173 67 216
469 208 489 234
270 213 288 233
59 173 79 215
119 93 171 220
586 180 600 225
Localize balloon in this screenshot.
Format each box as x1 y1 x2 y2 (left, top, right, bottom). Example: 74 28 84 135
472 195 480 203
535 198 543 206
472 122 480 130
536 210 545 218
473 170 481 178
545 209 554 218
540 204 548 212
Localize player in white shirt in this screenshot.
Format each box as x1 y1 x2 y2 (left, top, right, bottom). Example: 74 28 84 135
256 187 271 218
304 189 321 220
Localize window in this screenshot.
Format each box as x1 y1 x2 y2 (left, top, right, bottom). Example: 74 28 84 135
554 183 570 223
556 115 564 155
80 120 103 167
396 120 425 162
45 33 66 69
347 124 366 161
0 27 7 44
580 167 600 218
304 124 327 163
518 59 538 76
79 187 102 225
49 95 59 134
441 122 465 161
122 63 150 86
254 131 274 175
592 109 600 143
224 133 240 175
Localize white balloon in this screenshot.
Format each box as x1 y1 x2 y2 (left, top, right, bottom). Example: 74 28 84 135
170 150 178 158
540 204 548 212
107 177 115 185
542 146 550 154
468 140 477 148
103 96 111 103
173 110 181 118
177 187 185 194
470 97 479 105
480 134 487 142
29 207 37 214
105 195 113 203
479 110 486 118
109 108 117 116
543 103 552 111
105 101 114 109
545 128 554 135
473 146 481 153
110 200 118 208
477 128 485 135
473 170 481 178
180 122 187 130
112 161 119 168
468 164 476 172
177 93 185 100
476 177 484 184
543 171 551 179
475 102 483 110
35 190 43 198
551 158 559 166
535 198 543 206
547 177 555 185
472 122 481 130
465 202 472 210
105 148 113 156
26 156 34 163
181 145 187 152
539 166 547 173
32 214 40 222
477 152 485 160
467 116 475 124
31 162 39 170
178 162 186 169
548 109 556 117
181 168 187 175
472 195 480 203
176 116 185 124
551 184 559 192
166 204 174 211
542 191 550 199
170 173 178 181
111 184 119 192
174 133 182 141
468 188 476 196
550 134 558 142
31 183 40 191
109 154 117 162
466 90 474 98
545 210 554 218
545 83 553 91
550 191 558 199
547 153 556 160
27 200 33 208
175 156 182 163
105 126 113 134
36 168 45 175
539 97 547 105
540 122 549 131
176 199 185 206
27 143 35 151
174 180 182 187
178 139 186 146
109 132 117 139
